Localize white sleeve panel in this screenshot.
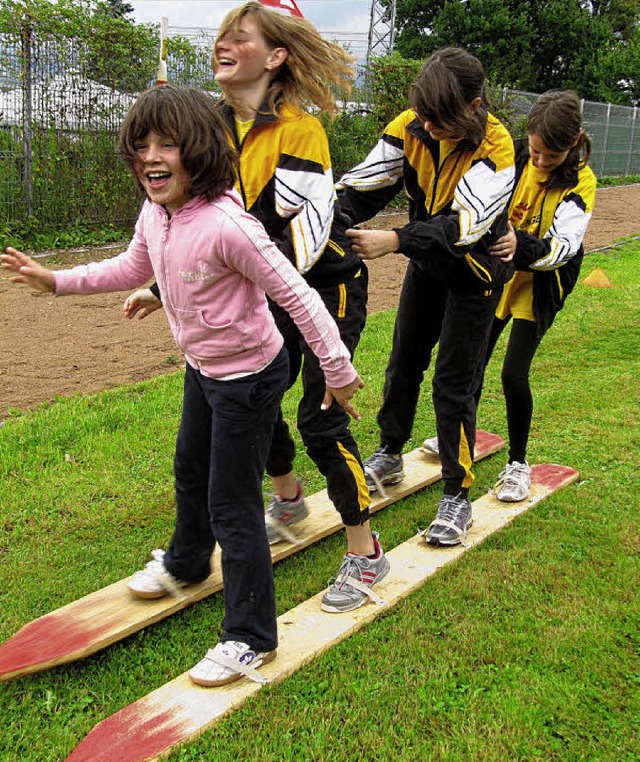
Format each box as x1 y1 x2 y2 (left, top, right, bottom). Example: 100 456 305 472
275 165 335 274
532 196 593 270
335 137 405 192
453 160 515 246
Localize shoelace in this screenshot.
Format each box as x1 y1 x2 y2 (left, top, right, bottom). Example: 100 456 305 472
364 450 398 499
495 462 530 492
199 644 269 684
330 555 385 605
420 495 471 547
435 495 467 524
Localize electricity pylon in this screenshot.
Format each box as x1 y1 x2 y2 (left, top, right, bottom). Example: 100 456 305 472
366 0 396 61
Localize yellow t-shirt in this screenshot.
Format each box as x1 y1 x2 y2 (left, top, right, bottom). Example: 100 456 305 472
235 116 255 145
496 163 552 321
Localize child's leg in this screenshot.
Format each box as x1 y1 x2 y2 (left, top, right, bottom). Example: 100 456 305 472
201 349 289 653
432 287 502 495
473 314 511 408
501 318 541 463
264 301 303 487
164 363 217 583
296 272 370 531
377 260 446 453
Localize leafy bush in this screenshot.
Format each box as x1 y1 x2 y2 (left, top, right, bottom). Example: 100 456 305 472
320 110 381 180
363 53 422 125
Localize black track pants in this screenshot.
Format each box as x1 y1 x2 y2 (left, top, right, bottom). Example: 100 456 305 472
266 268 371 526
378 259 501 494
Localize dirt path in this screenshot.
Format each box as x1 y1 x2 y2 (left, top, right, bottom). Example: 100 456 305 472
1 184 638 421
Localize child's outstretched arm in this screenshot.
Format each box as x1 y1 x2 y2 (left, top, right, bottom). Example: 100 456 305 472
1 248 55 292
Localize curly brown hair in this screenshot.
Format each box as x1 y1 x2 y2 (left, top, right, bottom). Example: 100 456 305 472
119 84 237 202
213 1 355 115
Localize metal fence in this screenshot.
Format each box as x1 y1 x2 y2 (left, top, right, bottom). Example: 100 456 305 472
1 31 638 234
500 88 640 181
0 32 150 230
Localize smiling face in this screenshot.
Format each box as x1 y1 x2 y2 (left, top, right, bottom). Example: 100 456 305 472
133 131 191 215
213 13 285 94
528 133 572 173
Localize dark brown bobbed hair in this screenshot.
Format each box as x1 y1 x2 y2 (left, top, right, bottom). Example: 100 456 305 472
119 84 237 202
527 89 592 188
409 47 488 146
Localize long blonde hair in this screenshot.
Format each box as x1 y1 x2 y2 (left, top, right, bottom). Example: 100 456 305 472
213 1 355 115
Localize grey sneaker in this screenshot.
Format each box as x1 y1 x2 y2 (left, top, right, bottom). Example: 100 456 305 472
425 493 473 547
494 461 531 502
265 482 309 544
421 436 439 455
320 532 390 613
364 447 405 494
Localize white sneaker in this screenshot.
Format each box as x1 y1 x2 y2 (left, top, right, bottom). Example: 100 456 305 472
494 461 531 502
127 549 187 599
421 436 439 455
189 640 277 687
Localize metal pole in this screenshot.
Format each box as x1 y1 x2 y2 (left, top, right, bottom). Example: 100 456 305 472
600 102 611 178
624 106 637 177
21 21 33 218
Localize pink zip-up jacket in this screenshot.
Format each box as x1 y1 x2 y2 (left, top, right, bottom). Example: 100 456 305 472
54 191 357 387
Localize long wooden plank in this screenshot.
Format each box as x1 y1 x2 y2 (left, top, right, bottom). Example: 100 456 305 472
66 463 579 762
0 430 504 682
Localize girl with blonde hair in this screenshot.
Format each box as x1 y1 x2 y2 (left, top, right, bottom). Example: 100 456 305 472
126 1 390 615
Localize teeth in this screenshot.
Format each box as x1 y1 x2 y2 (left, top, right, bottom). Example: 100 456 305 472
148 172 169 179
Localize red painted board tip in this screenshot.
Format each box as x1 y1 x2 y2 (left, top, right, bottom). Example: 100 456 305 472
475 429 505 451
532 463 579 490
67 700 191 762
0 605 128 681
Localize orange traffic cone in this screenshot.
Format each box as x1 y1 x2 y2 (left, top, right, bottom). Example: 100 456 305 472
582 268 612 288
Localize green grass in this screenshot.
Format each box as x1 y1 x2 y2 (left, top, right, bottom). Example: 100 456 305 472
0 246 638 761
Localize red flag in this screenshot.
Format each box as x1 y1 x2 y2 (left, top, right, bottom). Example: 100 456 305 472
258 0 304 17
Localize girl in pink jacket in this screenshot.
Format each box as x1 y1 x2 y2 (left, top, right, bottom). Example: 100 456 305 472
1 84 363 688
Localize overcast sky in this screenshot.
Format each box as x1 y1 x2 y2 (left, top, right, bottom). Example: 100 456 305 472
128 0 372 59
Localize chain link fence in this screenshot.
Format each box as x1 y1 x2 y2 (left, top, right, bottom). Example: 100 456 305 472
1 33 638 234
500 88 640 180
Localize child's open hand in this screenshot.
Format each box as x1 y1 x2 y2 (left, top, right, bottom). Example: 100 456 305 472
0 247 55 292
123 288 162 320
322 374 365 421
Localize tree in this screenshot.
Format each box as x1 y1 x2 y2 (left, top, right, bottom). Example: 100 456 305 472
0 0 214 94
103 0 134 19
394 0 640 105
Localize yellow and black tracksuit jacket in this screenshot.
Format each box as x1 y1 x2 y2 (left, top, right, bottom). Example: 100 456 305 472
337 108 516 291
497 140 597 336
337 109 516 494
219 102 362 289
219 101 370 525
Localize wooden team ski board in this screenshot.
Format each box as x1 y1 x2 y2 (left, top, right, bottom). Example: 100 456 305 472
0 431 504 682
66 464 579 762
